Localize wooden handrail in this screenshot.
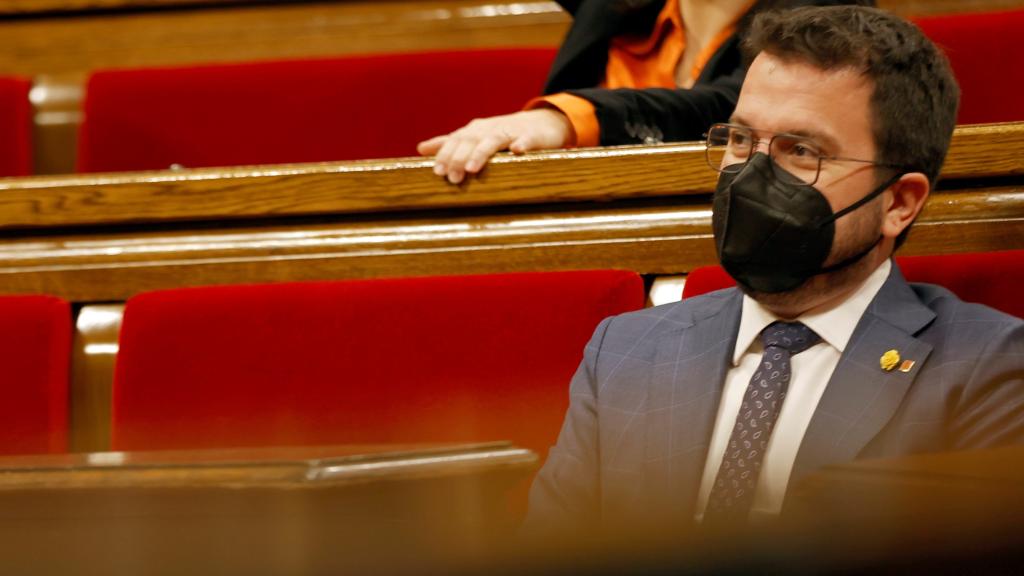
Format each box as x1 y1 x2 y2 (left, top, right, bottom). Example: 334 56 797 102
2 185 1021 303
1 123 1021 231
0 0 252 16
0 122 1021 304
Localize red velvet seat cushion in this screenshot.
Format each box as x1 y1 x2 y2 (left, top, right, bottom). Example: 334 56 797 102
111 270 644 454
915 9 1024 124
682 250 1024 319
78 48 557 172
0 76 33 177
0 296 71 454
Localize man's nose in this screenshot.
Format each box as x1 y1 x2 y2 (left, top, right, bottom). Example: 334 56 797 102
750 137 771 155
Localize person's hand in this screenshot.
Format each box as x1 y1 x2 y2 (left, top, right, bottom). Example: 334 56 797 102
417 109 573 184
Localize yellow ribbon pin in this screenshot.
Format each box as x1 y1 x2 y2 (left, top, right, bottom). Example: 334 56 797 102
880 349 900 372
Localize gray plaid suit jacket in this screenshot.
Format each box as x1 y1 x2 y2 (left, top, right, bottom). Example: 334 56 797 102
525 263 1024 532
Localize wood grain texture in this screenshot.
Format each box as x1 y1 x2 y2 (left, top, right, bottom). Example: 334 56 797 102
0 442 535 489
0 145 708 228
0 0 569 76
1 123 1021 230
0 0 254 15
0 185 1020 303
69 304 122 452
879 0 1024 16
5 0 1019 76
0 441 536 574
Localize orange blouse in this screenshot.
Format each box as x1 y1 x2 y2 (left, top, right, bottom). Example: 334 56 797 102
527 0 747 147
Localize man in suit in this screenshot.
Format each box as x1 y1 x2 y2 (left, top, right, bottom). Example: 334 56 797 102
525 5 1023 535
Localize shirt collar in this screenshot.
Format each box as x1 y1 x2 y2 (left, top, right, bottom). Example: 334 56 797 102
732 259 892 365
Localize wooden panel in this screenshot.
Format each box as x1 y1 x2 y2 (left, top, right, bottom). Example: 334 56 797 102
0 0 254 15
70 304 122 452
0 1 569 77
0 442 535 488
31 73 84 175
1 123 1020 231
880 0 1024 16
5 0 1019 75
784 445 1024 572
0 185 1020 303
0 442 537 574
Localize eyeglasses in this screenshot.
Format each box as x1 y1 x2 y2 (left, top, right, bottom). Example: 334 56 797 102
704 123 904 186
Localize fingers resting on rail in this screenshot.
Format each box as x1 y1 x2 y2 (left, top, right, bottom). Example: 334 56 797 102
417 109 574 184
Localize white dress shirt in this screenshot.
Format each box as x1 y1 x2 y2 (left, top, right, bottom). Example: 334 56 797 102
694 259 892 522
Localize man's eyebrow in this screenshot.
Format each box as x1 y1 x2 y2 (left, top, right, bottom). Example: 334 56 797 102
728 114 749 126
726 116 842 151
786 128 840 151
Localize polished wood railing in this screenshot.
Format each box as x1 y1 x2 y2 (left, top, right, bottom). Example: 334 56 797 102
0 0 253 14
0 441 537 573
1 122 1021 302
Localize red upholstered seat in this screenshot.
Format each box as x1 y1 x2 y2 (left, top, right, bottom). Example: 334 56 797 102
111 270 644 453
914 9 1024 124
77 48 557 172
682 250 1024 319
0 296 71 454
0 76 33 177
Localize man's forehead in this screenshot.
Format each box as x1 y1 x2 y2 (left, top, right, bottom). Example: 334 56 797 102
749 52 868 90
732 52 873 146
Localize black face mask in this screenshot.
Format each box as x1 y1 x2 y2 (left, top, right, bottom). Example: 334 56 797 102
711 153 901 294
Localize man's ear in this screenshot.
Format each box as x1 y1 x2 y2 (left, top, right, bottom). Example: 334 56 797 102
882 172 930 240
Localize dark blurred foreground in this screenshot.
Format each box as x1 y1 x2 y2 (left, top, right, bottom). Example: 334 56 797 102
0 443 1019 575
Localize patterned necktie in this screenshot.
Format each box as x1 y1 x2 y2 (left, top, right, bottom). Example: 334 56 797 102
703 321 821 526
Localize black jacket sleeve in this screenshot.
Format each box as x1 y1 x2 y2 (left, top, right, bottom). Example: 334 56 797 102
566 67 743 144
565 35 743 145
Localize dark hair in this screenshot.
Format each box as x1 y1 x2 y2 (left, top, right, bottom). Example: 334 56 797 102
743 5 960 246
737 0 877 38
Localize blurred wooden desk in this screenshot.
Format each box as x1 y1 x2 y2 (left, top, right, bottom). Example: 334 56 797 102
0 442 538 575
780 445 1024 573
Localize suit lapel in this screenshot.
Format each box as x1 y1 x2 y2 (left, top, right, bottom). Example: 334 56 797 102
788 266 936 493
645 289 741 523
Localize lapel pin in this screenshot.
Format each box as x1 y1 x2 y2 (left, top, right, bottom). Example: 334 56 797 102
880 349 900 372
899 359 916 373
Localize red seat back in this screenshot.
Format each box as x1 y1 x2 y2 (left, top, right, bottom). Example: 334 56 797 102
111 271 644 453
914 9 1024 124
0 295 71 454
682 250 1024 319
78 48 557 172
0 76 33 177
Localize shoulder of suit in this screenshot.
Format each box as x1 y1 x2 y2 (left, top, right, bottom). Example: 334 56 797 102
601 287 739 336
909 282 1023 328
